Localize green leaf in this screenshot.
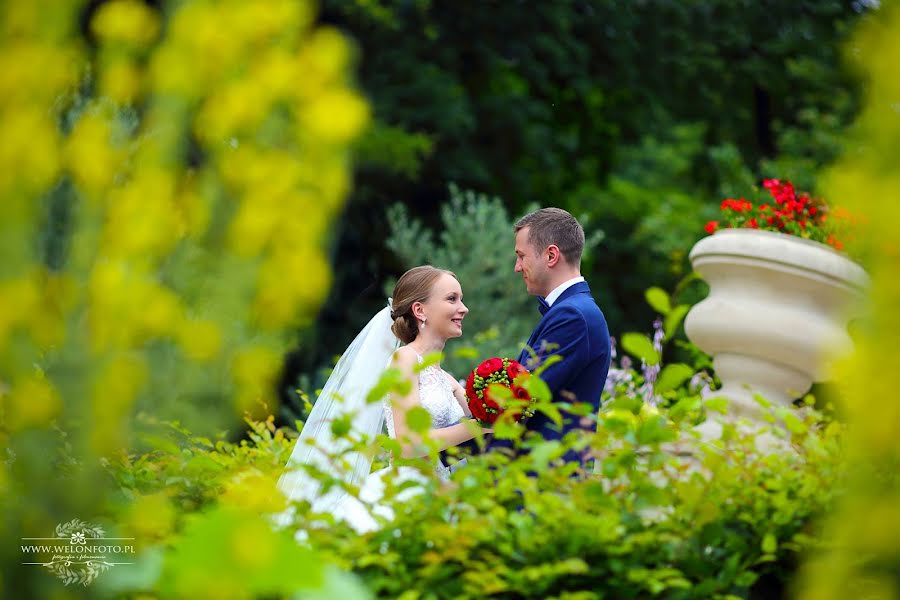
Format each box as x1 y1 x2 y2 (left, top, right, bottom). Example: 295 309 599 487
159 507 323 597
330 414 353 438
620 332 660 365
366 368 411 404
667 396 700 422
520 374 551 403
663 305 690 340
704 396 729 415
533 353 563 376
528 440 563 470
413 351 442 373
780 410 807 434
452 345 480 360
405 406 432 434
762 532 778 554
486 383 512 403
653 363 695 394
636 415 676 445
534 401 563 427
492 419 524 440
645 287 671 315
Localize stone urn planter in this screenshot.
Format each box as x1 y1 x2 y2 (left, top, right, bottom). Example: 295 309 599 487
685 228 868 423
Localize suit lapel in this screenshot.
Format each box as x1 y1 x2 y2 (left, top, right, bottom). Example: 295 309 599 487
519 282 592 365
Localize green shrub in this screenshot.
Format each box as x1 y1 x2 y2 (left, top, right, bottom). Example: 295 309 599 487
99 325 845 600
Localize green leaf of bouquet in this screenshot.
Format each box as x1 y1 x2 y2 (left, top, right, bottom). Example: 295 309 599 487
620 332 660 365
405 406 432 434
645 287 671 315
664 305 691 340
653 363 695 394
761 532 778 554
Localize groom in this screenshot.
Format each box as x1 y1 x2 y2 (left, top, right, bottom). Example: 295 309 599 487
492 207 611 466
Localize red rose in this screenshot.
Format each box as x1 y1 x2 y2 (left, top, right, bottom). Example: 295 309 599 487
476 386 502 424
704 221 719 234
511 385 531 401
469 397 489 422
475 357 503 378
748 218 758 229
506 360 528 382
465 371 476 398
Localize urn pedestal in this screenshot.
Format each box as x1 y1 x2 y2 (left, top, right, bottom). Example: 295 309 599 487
684 229 868 432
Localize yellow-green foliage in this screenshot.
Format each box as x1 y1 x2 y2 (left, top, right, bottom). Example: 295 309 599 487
798 3 900 599
0 0 366 445
0 0 366 596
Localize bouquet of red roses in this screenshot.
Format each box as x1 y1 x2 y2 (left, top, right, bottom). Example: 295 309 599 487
465 357 533 425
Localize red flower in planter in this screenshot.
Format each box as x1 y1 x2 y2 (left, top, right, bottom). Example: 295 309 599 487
705 179 855 251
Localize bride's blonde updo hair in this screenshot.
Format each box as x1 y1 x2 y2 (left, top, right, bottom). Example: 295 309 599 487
390 265 457 344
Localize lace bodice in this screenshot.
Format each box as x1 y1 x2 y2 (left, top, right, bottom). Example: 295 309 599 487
383 354 465 439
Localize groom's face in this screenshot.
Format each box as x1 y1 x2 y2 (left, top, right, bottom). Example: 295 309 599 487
515 227 548 297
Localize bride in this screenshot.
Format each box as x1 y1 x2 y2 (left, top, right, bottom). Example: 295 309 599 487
277 265 489 532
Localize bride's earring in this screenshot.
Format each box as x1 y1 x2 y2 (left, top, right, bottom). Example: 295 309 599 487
419 316 427 329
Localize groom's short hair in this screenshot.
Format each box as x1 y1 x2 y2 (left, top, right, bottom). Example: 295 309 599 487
515 208 585 266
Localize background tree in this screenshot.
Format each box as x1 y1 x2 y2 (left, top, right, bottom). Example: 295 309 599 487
286 0 868 413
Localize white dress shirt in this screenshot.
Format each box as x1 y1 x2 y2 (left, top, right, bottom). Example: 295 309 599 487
544 276 585 307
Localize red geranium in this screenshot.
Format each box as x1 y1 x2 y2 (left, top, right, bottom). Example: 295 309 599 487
466 357 533 425
705 179 855 251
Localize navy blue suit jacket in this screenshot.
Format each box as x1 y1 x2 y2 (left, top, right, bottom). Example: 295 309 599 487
491 281 610 465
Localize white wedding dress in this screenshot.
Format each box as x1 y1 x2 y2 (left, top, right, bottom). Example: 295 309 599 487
331 353 466 532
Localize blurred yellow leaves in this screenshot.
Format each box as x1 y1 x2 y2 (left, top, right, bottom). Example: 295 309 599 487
0 107 62 198
232 346 281 415
65 112 123 198
160 506 323 599
91 0 160 49
1 0 364 444
221 470 286 516
303 89 371 144
798 4 900 600
123 492 176 543
4 373 61 430
178 319 223 362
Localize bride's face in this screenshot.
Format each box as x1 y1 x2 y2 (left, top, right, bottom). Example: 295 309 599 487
420 274 468 339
